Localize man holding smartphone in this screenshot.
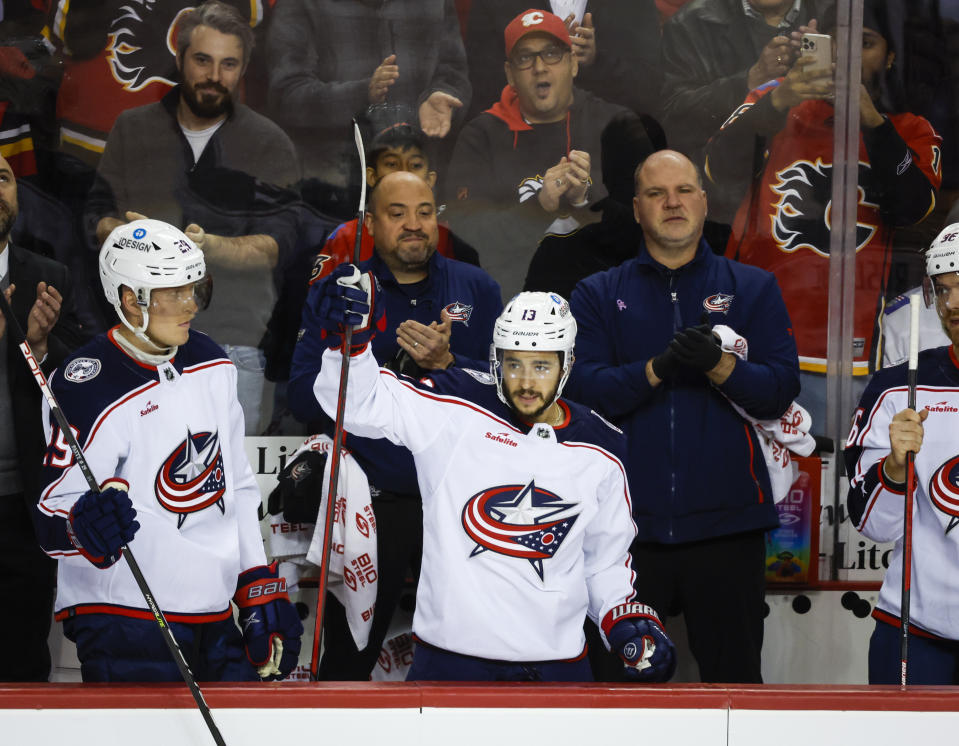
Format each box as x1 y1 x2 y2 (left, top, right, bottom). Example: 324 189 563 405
660 0 831 201
704 0 942 434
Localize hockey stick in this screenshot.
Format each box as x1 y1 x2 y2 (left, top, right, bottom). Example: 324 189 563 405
900 294 921 686
0 288 227 746
309 120 368 680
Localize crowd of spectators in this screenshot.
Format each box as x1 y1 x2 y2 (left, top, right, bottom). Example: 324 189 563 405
4 0 959 685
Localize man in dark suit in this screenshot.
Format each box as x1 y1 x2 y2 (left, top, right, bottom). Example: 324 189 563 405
0 153 83 681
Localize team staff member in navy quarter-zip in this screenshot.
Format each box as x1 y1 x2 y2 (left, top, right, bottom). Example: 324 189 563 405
567 150 799 683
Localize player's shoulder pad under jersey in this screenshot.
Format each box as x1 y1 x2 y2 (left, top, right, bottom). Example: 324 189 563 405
558 398 627 461
52 335 148 438
175 330 231 368
589 408 623 435
461 367 495 386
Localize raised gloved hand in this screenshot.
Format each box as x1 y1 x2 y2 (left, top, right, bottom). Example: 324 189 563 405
308 263 386 354
602 602 677 682
66 480 139 569
234 561 304 680
669 323 723 373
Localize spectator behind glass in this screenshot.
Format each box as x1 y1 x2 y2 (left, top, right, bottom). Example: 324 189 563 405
260 106 482 434
265 0 470 211
85 0 300 435
46 0 268 170
567 150 800 683
660 0 830 220
446 9 651 301
0 153 84 682
288 172 502 681
313 105 481 282
464 1 664 119
523 112 651 301
704 0 942 433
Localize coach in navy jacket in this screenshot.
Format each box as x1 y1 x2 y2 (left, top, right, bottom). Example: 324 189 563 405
567 151 799 684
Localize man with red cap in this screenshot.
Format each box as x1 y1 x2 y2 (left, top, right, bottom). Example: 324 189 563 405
446 8 652 301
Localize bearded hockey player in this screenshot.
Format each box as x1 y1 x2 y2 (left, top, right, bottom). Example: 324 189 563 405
845 223 959 684
34 219 302 682
297 271 676 682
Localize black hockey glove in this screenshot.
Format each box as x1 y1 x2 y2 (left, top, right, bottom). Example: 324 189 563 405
603 603 677 683
650 345 682 381
267 449 328 524
234 561 304 681
66 481 140 569
669 323 723 372
309 263 386 355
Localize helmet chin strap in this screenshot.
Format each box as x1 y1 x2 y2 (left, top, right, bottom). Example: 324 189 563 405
115 302 177 363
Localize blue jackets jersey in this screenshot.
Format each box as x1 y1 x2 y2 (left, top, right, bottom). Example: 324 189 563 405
36 329 266 620
568 240 800 543
289 250 502 495
310 347 638 661
845 345 959 639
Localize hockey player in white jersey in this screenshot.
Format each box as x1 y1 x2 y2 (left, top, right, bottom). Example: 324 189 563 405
34 219 302 682
846 222 959 684
298 265 676 681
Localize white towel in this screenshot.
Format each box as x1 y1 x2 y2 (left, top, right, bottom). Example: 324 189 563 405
268 434 378 649
712 325 817 503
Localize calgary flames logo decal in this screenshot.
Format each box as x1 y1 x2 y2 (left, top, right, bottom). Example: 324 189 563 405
770 159 877 256
155 429 226 528
462 480 579 580
106 2 191 92
929 454 959 535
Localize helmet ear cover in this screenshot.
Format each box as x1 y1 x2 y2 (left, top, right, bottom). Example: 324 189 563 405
489 291 577 407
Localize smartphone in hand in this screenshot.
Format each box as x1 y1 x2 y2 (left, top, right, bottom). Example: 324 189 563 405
800 33 833 76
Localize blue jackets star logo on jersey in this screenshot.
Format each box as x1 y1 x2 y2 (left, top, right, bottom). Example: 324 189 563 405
154 429 226 528
703 293 734 314
461 480 579 580
929 454 959 534
443 301 473 325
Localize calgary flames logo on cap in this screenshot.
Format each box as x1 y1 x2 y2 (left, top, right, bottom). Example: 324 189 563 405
155 429 227 528
462 479 579 580
522 11 545 26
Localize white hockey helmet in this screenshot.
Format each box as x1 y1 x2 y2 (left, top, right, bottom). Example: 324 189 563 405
923 223 959 308
490 291 577 405
99 219 207 345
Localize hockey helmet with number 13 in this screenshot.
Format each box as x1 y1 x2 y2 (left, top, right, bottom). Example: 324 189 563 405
923 223 959 311
99 219 210 347
490 291 577 406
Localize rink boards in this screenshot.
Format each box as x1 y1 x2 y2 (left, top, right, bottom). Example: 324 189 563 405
3 683 959 745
